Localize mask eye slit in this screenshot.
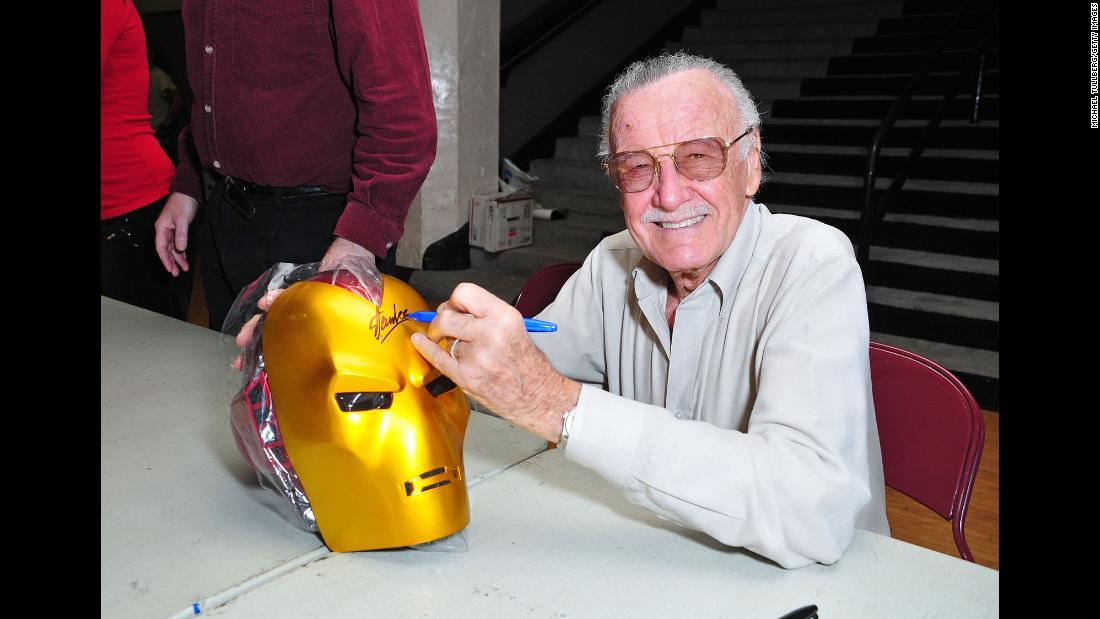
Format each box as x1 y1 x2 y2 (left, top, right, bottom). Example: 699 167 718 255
334 392 393 412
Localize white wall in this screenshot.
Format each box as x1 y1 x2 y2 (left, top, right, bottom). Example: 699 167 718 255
401 0 500 268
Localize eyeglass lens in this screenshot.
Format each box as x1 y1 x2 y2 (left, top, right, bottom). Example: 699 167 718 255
609 138 727 192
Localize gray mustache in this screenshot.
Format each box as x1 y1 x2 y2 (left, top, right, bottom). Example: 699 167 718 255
640 202 715 223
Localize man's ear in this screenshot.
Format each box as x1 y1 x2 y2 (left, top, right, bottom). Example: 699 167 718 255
744 129 762 198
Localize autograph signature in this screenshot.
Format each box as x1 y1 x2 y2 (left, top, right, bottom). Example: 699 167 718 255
371 304 410 343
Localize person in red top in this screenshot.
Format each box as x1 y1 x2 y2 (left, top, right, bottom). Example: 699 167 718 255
154 0 438 332
101 0 191 320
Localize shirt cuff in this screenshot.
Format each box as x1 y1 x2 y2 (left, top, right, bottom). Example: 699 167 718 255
563 384 657 489
333 198 405 259
168 166 202 202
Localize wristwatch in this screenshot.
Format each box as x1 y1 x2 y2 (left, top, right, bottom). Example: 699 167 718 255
558 405 578 449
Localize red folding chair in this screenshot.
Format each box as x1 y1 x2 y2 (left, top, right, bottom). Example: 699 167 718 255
513 262 582 318
869 341 985 561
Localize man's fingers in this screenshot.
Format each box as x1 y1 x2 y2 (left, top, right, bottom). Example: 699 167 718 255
236 314 261 348
154 227 178 275
257 288 285 311
446 283 499 317
426 307 482 344
411 332 460 376
172 251 190 273
173 226 189 254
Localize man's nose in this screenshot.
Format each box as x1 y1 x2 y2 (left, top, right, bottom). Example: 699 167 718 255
652 153 684 209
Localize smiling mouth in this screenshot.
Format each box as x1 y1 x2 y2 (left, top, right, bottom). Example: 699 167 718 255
656 215 705 230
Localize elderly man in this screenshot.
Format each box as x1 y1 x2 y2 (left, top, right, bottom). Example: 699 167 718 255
419 51 890 569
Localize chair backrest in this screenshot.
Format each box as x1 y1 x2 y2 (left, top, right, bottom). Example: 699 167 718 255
869 341 985 562
513 262 582 317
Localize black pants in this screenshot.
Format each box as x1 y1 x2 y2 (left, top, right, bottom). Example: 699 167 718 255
199 173 398 332
101 195 194 320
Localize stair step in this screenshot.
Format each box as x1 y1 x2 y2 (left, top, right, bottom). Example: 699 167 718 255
470 244 593 279
827 48 998 75
552 136 601 162
765 145 998 183
715 0 901 8
870 331 997 394
683 22 880 43
674 38 857 60
811 213 997 259
756 175 999 220
533 211 625 254
769 94 998 120
703 3 901 26
871 330 998 378
852 30 996 54
864 256 997 300
876 10 996 35
768 203 998 232
530 158 621 194
901 0 997 16
867 284 996 321
800 71 999 96
575 115 602 139
757 179 998 230
768 143 997 160
533 186 621 217
649 57 833 81
408 268 528 308
764 171 998 195
870 245 997 276
762 117 999 149
868 302 997 351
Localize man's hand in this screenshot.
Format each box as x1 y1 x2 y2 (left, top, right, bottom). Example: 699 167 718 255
410 283 580 443
321 237 376 272
230 243 374 372
230 288 285 371
154 192 200 276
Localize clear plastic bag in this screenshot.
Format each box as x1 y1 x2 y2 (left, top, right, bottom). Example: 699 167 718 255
225 257 467 551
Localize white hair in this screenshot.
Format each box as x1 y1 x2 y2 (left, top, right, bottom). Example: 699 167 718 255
597 51 765 173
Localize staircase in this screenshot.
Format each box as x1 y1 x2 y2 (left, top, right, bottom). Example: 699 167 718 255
410 0 1000 410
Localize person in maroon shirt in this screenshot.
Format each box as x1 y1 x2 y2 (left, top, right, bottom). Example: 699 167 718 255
153 0 437 331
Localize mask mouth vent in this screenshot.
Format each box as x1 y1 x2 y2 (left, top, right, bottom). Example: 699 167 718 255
404 466 463 497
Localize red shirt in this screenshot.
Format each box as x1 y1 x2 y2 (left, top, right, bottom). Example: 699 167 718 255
170 0 438 258
101 0 175 220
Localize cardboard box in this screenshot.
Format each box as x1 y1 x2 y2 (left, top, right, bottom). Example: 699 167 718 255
469 190 534 252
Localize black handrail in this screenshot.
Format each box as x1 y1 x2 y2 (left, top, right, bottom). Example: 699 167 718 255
500 0 603 84
856 1 997 266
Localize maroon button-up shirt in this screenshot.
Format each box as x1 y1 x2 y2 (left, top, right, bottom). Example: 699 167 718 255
170 0 437 258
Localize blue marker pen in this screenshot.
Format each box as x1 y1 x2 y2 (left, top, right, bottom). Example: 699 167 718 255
407 311 558 333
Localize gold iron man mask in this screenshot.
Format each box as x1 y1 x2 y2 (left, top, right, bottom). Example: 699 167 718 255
230 265 470 551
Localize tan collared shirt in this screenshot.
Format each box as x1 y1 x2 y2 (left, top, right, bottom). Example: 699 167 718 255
534 202 890 569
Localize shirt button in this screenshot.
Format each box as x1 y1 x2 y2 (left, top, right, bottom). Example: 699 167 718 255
204 104 212 113
205 45 214 54
212 160 222 169
674 412 683 419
